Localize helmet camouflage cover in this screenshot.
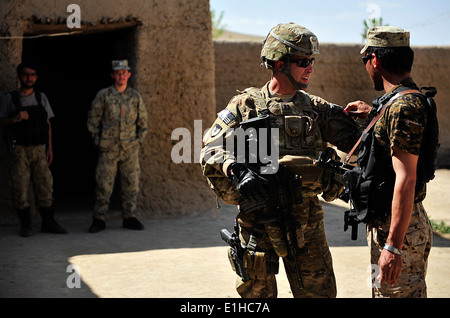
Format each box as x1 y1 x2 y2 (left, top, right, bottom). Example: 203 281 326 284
261 22 320 62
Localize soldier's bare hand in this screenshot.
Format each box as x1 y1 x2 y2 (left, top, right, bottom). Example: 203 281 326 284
14 111 29 123
344 101 371 119
377 249 402 287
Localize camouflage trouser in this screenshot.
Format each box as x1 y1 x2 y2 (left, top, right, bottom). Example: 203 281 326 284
234 196 337 298
94 141 140 220
367 202 433 298
11 144 53 209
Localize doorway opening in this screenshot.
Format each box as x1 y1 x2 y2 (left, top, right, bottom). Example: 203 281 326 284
21 27 137 210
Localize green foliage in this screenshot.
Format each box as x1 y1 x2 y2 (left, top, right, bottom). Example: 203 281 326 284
430 218 450 234
361 17 389 42
211 9 226 39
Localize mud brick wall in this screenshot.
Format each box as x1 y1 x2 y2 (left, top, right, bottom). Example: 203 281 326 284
0 0 217 220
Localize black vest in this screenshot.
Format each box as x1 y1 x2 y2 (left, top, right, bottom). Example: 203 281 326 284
360 85 439 186
11 90 49 146
343 85 439 226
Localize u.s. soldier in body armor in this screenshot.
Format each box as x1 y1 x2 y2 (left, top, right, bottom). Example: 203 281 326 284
200 23 365 298
87 60 148 233
0 62 67 237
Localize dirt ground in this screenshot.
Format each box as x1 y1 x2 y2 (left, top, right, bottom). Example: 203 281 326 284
0 170 449 299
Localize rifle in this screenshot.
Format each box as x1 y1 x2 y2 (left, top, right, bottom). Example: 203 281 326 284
228 114 305 289
314 147 354 178
314 148 360 240
264 164 304 289
220 223 250 282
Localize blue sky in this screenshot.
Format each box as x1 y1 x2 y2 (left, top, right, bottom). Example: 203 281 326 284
210 0 450 46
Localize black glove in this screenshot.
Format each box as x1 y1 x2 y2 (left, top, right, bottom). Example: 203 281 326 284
229 163 268 202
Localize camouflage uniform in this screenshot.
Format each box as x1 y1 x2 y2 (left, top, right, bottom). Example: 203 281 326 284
12 144 53 209
358 26 435 297
87 84 148 221
368 79 433 298
201 24 362 298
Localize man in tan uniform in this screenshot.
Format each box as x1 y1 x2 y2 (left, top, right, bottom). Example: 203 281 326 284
345 27 436 297
201 23 364 298
87 60 148 233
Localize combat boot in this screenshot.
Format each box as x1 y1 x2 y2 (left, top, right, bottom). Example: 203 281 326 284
88 218 106 233
39 206 68 234
16 207 33 237
123 217 144 230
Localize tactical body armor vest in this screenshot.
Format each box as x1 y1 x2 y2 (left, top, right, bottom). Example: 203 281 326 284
241 87 329 197
11 90 49 146
343 85 439 230
243 87 324 154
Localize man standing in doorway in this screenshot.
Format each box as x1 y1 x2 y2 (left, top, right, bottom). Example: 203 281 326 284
87 60 148 233
0 61 67 237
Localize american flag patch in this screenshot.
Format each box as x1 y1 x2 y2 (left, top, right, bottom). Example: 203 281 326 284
218 109 236 125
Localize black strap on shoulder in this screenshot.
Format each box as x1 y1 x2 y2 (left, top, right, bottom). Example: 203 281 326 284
10 91 22 110
10 89 44 110
34 89 44 108
344 89 419 163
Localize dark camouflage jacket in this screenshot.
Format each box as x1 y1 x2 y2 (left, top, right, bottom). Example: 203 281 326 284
373 78 429 201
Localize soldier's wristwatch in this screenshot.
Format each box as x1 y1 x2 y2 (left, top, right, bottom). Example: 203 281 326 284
383 244 402 255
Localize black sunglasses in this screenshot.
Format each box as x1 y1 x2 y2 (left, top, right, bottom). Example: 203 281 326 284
291 58 315 68
362 54 374 65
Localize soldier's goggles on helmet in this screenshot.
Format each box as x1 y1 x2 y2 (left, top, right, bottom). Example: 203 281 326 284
291 58 315 68
362 54 374 65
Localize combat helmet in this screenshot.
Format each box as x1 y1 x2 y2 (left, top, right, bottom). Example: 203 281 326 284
261 23 319 89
